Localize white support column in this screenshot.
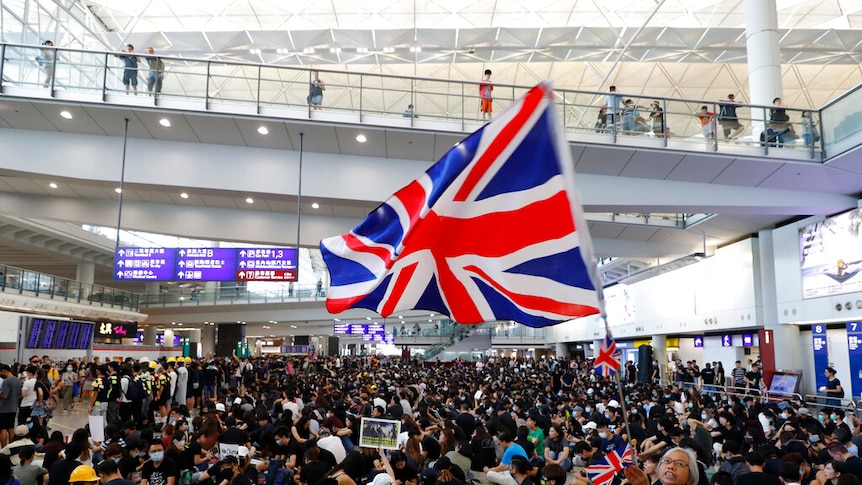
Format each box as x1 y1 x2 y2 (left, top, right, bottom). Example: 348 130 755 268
757 230 803 371
593 340 603 359
745 0 783 133
143 326 157 345
163 329 175 347
201 325 215 357
77 262 95 299
555 342 568 359
652 335 667 384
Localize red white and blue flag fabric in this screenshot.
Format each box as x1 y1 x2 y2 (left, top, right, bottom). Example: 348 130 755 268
594 334 621 376
320 81 601 328
586 443 633 485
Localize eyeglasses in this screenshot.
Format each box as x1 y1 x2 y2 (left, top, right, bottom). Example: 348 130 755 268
659 459 689 468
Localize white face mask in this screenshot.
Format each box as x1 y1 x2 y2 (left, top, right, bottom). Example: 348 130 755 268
598 432 608 439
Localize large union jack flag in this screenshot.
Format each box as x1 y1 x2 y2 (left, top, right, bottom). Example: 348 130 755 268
319 81 601 328
594 334 621 377
586 444 633 485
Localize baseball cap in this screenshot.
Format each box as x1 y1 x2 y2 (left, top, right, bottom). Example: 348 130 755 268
797 407 811 416
372 473 394 485
14 425 28 437
583 421 598 430
238 446 250 458
608 400 620 408
215 403 226 412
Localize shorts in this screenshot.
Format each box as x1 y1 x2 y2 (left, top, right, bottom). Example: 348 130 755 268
310 94 322 104
0 412 15 429
480 98 493 113
31 404 48 418
83 381 94 391
123 69 138 86
721 120 742 135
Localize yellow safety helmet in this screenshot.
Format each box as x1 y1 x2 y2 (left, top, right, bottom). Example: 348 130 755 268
70 464 98 482
166 357 176 363
149 361 157 369
184 356 192 364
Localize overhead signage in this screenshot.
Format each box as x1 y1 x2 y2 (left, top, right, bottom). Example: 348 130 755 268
742 334 753 347
721 334 732 347
333 324 386 338
114 247 298 281
693 336 703 348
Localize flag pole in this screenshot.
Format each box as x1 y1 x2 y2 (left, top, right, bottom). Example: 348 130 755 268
604 319 639 464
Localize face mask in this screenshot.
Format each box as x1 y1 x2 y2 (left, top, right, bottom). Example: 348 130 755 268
819 415 826 422
112 457 122 463
830 414 837 420
809 435 820 443
688 403 693 409
598 432 608 439
664 395 671 399
701 414 708 421
150 452 164 462
744 437 753 443
631 409 638 415
67 367 73 371
174 440 185 447
604 413 610 419
585 408 591 414
780 413 788 419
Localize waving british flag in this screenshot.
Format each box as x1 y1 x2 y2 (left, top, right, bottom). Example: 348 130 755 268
594 334 621 376
320 81 601 328
586 443 633 485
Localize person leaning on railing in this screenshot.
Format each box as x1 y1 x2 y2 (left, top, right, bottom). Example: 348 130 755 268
146 47 165 96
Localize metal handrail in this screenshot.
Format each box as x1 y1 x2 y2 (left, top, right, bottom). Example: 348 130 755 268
0 41 831 161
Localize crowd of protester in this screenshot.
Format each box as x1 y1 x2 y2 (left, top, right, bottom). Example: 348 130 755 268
0 352 857 485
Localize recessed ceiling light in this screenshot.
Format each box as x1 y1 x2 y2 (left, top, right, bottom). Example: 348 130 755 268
114 188 122 194
355 134 367 143
60 111 72 120
245 197 254 204
180 192 189 199
257 126 269 135
48 182 58 189
311 202 320 209
159 118 171 127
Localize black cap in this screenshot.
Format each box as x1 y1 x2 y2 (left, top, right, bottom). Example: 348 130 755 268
221 455 239 464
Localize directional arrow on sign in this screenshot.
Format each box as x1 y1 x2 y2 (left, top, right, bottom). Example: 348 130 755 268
118 249 125 256
239 261 246 268
238 271 245 279
178 271 185 279
179 249 186 256
178 261 185 268
117 260 125 267
116 271 123 278
239 250 246 257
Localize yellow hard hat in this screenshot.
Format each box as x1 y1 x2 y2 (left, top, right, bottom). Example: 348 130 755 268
70 464 98 482
184 357 192 364
166 357 176 363
149 361 157 369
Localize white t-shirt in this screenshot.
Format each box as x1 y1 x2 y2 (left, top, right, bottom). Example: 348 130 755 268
20 378 36 407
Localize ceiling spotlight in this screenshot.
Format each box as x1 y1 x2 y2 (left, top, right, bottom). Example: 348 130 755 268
245 197 254 204
60 111 73 120
329 47 342 53
114 188 122 194
159 118 171 127
356 47 368 53
48 182 58 189
410 46 422 53
180 192 189 199
311 202 320 209
257 126 269 135
303 47 315 54
382 47 395 53
355 134 367 143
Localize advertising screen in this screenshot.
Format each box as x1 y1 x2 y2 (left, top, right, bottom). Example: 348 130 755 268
799 208 862 298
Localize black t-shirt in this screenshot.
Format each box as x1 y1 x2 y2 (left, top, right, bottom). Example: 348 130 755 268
394 463 419 483
49 458 82 485
300 461 332 485
700 368 715 385
142 457 179 485
422 434 442 461
220 428 250 445
181 440 205 471
736 471 782 485
120 455 143 480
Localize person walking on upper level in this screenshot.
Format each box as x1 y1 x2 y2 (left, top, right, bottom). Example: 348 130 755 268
309 70 325 110
146 47 165 96
38 40 55 88
115 44 139 94
718 94 745 140
479 69 494 120
603 85 623 130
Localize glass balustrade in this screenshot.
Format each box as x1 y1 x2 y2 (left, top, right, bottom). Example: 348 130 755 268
0 42 837 161
0 263 140 310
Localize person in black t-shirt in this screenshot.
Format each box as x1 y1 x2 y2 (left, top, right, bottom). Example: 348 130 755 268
735 452 782 485
141 440 178 485
300 447 333 485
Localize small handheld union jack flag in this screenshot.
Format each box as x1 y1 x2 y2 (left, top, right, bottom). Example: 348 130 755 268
320 81 602 328
594 333 621 377
586 443 633 485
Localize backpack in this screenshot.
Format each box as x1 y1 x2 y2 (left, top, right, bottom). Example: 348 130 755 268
125 376 147 401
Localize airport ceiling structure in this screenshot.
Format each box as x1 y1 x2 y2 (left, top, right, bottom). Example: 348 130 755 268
0 0 861 312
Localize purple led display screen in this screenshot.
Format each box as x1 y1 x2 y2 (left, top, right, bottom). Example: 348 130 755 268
114 247 297 281
26 319 94 349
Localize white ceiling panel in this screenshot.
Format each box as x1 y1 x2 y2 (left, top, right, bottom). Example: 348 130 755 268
185 115 247 146
666 154 735 183
575 146 634 175
620 151 684 179
385 130 437 161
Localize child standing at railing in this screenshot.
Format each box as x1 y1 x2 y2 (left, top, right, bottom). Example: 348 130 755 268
37 41 54 88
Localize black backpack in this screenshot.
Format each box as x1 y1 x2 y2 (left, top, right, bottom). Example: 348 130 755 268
125 376 147 401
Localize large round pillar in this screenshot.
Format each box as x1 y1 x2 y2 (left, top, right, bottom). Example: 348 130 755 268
651 335 667 385
163 329 175 347
555 342 568 359
143 325 157 345
757 230 802 373
201 325 215 357
77 262 95 299
592 339 602 359
745 0 782 132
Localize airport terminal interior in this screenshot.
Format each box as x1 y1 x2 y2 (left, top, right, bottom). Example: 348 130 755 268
1 0 862 433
